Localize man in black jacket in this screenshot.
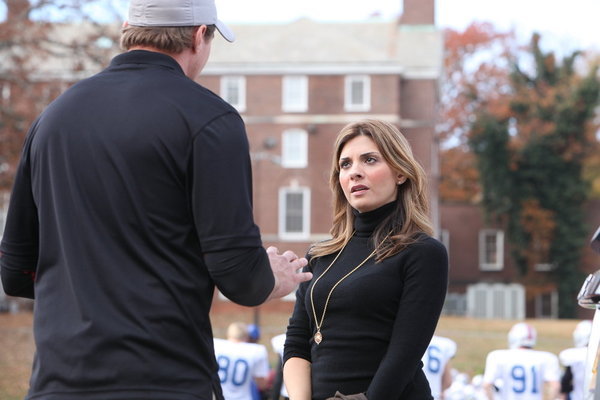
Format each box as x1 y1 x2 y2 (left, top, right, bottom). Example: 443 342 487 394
0 1 311 399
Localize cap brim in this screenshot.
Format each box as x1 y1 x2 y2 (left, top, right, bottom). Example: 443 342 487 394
216 20 235 42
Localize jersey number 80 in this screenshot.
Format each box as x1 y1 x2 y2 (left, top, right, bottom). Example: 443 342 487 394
217 355 250 386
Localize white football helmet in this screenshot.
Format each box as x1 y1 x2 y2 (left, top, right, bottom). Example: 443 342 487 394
508 322 537 349
573 320 593 348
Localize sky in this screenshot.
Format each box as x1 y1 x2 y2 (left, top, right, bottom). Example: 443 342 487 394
1 0 598 54
215 0 600 53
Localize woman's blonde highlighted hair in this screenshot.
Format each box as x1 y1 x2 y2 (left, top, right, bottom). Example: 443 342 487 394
309 119 433 262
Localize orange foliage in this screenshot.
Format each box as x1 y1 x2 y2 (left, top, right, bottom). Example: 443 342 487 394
439 22 514 202
440 22 600 203
439 147 480 202
519 199 556 267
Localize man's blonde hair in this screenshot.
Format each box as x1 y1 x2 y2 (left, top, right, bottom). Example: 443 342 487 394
226 322 249 342
120 25 216 53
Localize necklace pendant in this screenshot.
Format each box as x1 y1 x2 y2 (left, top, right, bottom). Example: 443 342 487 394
314 331 323 344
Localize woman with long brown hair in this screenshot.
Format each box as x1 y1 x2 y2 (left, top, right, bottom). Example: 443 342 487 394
283 119 448 399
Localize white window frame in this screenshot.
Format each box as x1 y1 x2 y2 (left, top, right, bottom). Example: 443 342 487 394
278 186 310 240
466 283 525 319
281 129 308 168
220 76 246 112
344 75 371 112
282 75 308 112
479 229 504 271
534 263 555 272
532 237 554 271
534 291 559 318
2 83 10 105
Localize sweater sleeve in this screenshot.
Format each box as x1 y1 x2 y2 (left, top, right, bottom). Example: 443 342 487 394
0 123 40 299
204 247 274 307
192 112 275 306
367 238 448 399
283 260 314 364
191 112 263 251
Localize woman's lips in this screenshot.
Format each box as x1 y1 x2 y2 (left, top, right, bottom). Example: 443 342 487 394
351 185 368 193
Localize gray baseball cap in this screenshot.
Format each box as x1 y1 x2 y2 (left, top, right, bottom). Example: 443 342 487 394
128 0 235 42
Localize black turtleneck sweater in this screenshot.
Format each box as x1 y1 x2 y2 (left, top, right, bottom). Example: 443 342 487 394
284 203 448 400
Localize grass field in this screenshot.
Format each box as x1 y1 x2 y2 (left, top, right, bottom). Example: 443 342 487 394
0 311 583 400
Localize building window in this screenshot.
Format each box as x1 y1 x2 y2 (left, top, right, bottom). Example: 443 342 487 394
281 129 308 168
466 283 525 319
534 291 558 318
442 292 466 316
279 186 310 239
220 76 246 112
344 75 370 112
282 76 308 112
535 263 555 272
479 229 504 271
532 237 554 271
2 83 11 105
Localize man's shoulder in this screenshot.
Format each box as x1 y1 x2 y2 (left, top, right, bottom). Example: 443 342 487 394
243 342 269 357
214 340 267 357
213 337 228 349
529 348 559 361
559 347 587 366
167 76 236 113
429 335 457 357
430 335 457 348
485 348 511 362
271 333 286 353
506 349 559 366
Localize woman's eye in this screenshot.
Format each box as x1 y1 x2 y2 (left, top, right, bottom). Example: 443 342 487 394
365 156 377 163
340 161 350 169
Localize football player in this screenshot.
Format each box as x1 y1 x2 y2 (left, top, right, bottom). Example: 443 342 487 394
482 322 560 400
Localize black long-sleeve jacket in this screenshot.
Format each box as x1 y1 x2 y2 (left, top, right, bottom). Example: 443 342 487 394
0 50 273 400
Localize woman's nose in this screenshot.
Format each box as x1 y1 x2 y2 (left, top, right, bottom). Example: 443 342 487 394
350 167 363 179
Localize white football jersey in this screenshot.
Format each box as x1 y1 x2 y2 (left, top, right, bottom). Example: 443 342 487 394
271 333 289 398
559 346 588 400
213 338 270 400
422 335 457 399
483 348 560 400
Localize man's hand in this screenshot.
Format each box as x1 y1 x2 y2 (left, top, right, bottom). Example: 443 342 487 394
266 247 311 301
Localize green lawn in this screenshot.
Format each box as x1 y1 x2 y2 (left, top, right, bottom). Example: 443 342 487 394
0 312 583 399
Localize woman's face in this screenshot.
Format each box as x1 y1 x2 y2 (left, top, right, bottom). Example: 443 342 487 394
338 135 405 213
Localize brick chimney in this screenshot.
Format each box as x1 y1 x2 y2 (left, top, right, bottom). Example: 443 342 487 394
400 0 434 25
5 0 30 22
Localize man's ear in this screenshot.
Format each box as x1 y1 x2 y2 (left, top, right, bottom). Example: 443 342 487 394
192 25 207 52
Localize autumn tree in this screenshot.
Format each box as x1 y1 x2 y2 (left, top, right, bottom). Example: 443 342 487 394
468 33 600 317
439 22 515 202
0 0 121 190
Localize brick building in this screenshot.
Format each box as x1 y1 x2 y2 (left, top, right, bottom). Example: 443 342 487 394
200 0 598 320
199 0 444 316
1 0 598 320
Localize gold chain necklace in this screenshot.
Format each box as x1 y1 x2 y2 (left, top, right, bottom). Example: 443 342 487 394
309 233 390 345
